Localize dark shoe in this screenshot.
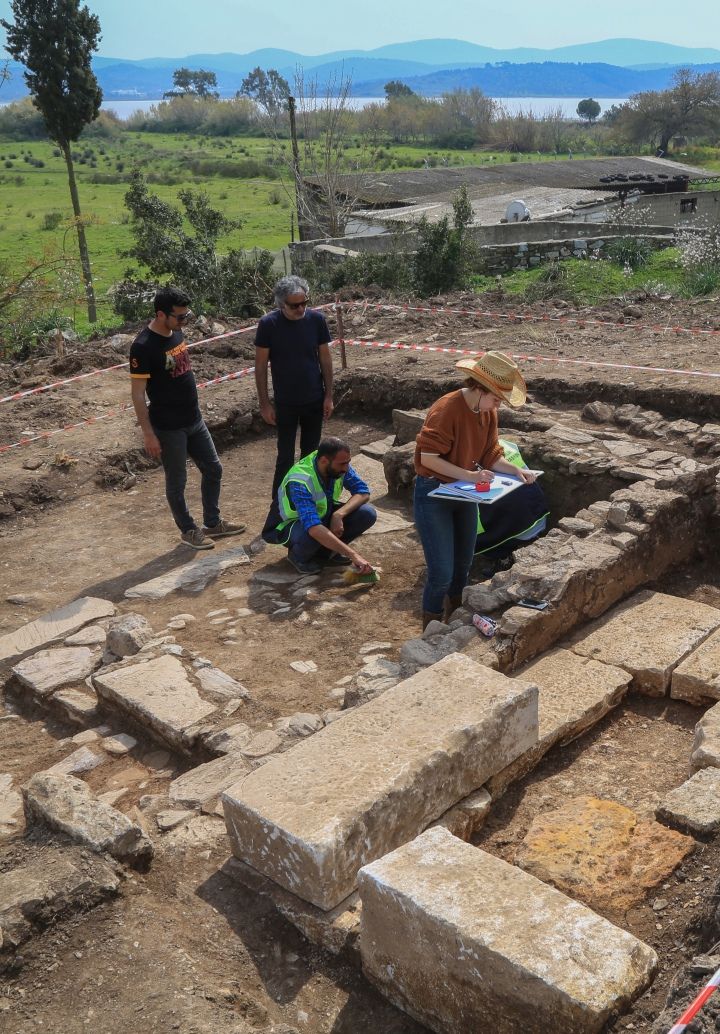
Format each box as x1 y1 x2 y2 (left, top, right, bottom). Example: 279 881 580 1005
326 552 352 566
422 611 443 631
203 518 247 539
287 552 322 575
181 528 214 550
443 595 463 622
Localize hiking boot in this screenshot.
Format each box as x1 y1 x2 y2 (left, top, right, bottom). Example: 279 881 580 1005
181 527 214 550
287 551 322 575
203 518 247 539
325 552 352 566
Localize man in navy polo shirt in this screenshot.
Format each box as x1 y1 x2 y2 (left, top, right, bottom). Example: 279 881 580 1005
255 275 333 496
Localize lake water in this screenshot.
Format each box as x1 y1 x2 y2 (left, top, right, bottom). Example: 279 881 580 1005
101 95 628 120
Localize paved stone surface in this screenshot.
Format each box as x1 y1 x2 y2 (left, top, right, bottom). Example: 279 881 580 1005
195 666 249 701
224 856 361 958
23 773 154 866
47 746 107 775
569 591 720 696
359 827 657 1034
170 754 251 809
93 655 218 751
690 702 720 772
106 613 154 657
11 646 98 698
124 546 250 599
489 648 632 796
0 597 115 666
515 796 694 911
0 847 119 961
223 653 538 910
672 628 720 705
657 768 720 836
365 509 412 535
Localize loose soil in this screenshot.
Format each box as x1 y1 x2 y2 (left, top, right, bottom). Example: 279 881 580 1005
2 289 720 1034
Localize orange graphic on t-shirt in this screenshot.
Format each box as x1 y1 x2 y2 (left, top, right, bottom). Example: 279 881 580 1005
165 342 191 377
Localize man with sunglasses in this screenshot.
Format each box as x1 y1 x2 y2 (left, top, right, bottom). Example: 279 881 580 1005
255 275 333 496
130 286 245 550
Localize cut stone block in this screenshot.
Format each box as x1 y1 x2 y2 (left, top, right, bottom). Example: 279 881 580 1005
392 407 426 445
0 847 119 960
195 666 249 702
222 653 538 910
489 648 632 797
106 613 154 657
515 796 694 911
223 856 361 958
358 827 657 1034
124 545 249 599
11 646 98 698
52 687 100 726
93 655 218 751
0 597 115 667
64 623 108 646
569 591 720 696
47 746 107 775
690 702 720 772
672 628 720 705
169 754 251 809
657 769 720 836
23 773 153 867
432 787 492 840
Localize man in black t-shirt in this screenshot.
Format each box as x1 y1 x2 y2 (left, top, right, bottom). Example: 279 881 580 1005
255 275 333 496
129 286 246 550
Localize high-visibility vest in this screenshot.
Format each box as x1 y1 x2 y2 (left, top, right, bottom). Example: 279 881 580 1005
275 451 345 544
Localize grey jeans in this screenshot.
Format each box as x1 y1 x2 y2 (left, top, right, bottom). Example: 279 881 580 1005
154 418 222 533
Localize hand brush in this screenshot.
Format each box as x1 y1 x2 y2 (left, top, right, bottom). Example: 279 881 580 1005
342 565 380 586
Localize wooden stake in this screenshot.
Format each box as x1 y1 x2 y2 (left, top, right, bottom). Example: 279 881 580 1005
335 297 347 370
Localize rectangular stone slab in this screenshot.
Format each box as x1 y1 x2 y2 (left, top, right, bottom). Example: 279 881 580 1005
124 545 249 599
569 590 720 696
0 597 115 667
222 652 538 910
671 628 720 705
93 655 218 751
358 827 657 1034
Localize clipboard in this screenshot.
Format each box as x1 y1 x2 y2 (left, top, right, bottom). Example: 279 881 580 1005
428 471 543 505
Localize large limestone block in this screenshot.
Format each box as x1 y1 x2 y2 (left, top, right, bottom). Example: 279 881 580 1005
569 591 720 696
169 754 251 809
0 597 115 667
11 647 98 698
515 796 694 912
488 649 631 796
392 408 426 445
657 768 720 836
23 774 153 867
690 701 720 772
93 655 218 750
671 629 720 705
124 546 249 599
223 653 538 910
358 827 658 1034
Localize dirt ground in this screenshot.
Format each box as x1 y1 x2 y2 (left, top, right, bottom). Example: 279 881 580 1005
2 288 720 1034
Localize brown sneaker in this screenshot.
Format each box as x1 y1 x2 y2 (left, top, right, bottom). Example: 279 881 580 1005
203 518 247 539
181 528 214 550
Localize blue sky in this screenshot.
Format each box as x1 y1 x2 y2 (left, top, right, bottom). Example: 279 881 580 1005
1 0 719 58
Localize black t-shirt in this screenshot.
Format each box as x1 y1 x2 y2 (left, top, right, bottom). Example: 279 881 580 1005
254 308 331 406
129 326 201 430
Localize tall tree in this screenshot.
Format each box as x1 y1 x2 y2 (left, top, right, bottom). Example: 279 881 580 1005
616 68 720 154
164 67 219 99
2 0 102 323
576 98 601 123
240 67 290 117
384 80 415 99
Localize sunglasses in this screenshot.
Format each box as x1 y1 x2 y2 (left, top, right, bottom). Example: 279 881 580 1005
169 311 192 322
285 299 309 310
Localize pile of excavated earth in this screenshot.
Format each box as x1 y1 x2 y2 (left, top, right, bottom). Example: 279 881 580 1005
4 292 720 1033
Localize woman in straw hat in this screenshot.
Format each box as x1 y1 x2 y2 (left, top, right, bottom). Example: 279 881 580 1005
413 350 537 630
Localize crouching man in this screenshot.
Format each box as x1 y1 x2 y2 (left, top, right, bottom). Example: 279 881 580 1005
263 437 377 575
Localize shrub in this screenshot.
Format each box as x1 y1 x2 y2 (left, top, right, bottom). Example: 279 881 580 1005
41 211 63 231
412 185 476 296
607 236 652 270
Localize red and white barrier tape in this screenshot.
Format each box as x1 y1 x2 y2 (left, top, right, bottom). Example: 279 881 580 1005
0 364 256 454
345 300 720 339
0 302 339 406
335 337 720 380
668 963 720 1033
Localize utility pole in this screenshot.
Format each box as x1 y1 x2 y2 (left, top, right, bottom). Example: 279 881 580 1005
287 95 304 242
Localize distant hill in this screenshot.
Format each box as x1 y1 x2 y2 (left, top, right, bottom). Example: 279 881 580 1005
2 37 720 102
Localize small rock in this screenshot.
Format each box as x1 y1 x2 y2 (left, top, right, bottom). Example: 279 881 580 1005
156 809 193 832
241 730 283 759
106 613 154 658
582 401 615 424
71 730 100 746
102 733 138 757
48 747 107 775
143 749 172 771
290 660 318 674
359 641 393 655
6 593 37 606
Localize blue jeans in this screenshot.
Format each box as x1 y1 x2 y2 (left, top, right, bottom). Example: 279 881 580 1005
414 475 478 613
288 504 377 564
154 418 222 533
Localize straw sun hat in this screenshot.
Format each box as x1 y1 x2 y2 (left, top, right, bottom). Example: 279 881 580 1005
455 351 527 408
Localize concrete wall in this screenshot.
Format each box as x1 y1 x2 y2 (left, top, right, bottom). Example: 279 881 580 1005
571 190 720 225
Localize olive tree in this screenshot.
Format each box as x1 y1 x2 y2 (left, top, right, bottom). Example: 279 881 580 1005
2 0 102 323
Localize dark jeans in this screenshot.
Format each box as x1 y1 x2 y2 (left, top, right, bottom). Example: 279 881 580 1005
288 504 377 564
414 475 478 613
272 399 324 497
154 418 222 533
